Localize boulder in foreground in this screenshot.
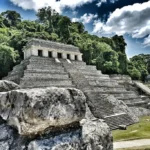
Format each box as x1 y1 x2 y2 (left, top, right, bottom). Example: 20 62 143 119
0 87 86 135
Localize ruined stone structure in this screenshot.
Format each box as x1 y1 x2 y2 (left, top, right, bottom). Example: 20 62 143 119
23 38 83 61
4 38 150 131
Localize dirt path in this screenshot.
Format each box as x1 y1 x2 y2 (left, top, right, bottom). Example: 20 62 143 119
114 139 150 149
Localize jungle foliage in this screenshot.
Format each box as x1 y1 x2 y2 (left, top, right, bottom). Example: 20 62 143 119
0 7 148 80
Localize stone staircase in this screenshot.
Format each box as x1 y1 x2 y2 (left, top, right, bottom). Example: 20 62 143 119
110 75 150 108
60 59 136 129
4 56 142 129
4 56 75 89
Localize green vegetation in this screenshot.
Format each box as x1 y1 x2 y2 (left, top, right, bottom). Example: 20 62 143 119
129 54 149 81
0 7 149 80
117 146 150 150
113 116 150 142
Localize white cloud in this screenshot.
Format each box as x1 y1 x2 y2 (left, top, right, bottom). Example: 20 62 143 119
110 0 118 4
144 35 150 47
72 13 98 24
72 11 78 16
10 0 95 13
96 0 107 7
93 1 150 46
96 0 118 7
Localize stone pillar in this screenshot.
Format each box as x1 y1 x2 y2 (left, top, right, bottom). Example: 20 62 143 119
32 49 38 56
52 51 57 58
78 55 82 61
23 51 26 59
27 49 31 58
43 49 48 57
70 54 75 60
62 53 67 59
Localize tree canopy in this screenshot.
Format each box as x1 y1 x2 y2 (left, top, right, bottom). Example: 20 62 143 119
0 7 146 81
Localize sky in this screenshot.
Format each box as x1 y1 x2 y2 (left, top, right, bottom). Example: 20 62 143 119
0 0 150 58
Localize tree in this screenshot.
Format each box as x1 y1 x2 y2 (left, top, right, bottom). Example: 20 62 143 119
118 52 128 74
0 14 5 27
102 51 119 74
129 68 141 80
129 55 148 81
70 22 84 34
37 6 59 33
0 44 17 79
58 16 71 43
112 35 127 53
1 11 21 26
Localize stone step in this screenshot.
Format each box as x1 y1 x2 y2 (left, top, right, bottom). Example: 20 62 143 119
118 98 143 103
29 58 62 65
29 56 55 62
115 94 139 99
71 60 86 66
88 87 127 93
104 113 134 130
114 93 139 99
21 84 76 89
77 65 97 70
85 74 110 79
81 71 102 76
27 64 64 70
68 69 102 75
63 64 98 72
116 95 140 100
20 79 73 87
25 69 66 74
30 61 63 66
126 101 148 107
85 90 136 97
24 73 69 79
23 76 69 80
141 95 150 100
89 81 122 88
110 75 132 80
118 98 145 104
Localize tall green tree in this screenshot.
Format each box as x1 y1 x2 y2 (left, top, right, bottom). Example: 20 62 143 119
112 35 127 53
58 16 71 43
1 10 21 27
37 6 59 33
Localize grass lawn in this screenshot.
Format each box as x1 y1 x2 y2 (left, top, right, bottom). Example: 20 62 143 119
112 116 150 142
117 145 150 150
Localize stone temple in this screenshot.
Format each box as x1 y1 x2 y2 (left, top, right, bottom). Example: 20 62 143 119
4 38 150 130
